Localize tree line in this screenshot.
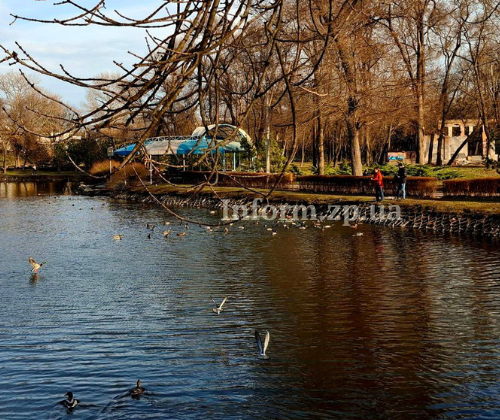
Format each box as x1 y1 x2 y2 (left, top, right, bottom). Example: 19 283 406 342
1 0 500 175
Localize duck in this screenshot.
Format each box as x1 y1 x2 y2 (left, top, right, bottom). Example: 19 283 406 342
212 296 228 314
113 234 123 241
354 232 364 236
59 392 79 409
131 379 144 399
163 229 171 237
255 330 270 359
29 257 46 274
177 232 186 237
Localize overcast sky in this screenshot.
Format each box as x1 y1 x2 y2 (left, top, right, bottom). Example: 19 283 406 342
0 1 167 108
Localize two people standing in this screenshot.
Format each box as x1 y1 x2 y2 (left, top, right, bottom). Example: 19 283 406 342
369 161 407 202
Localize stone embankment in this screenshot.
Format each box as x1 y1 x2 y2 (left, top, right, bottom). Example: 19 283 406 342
107 186 500 238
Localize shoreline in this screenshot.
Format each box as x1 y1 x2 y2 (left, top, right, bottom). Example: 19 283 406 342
0 173 92 182
107 183 500 237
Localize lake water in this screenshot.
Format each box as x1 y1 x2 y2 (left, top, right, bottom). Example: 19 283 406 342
1 182 500 419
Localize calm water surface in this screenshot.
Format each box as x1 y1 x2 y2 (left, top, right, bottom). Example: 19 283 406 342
1 182 500 419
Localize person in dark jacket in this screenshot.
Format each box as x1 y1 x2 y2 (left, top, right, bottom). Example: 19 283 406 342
395 162 407 199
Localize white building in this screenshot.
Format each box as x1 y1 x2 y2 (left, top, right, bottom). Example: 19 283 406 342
425 119 497 165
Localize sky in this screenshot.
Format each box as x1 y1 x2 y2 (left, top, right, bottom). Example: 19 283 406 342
0 0 169 108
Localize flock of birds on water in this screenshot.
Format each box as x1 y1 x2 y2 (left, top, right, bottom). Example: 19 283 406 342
110 213 364 243
28 247 270 414
26 204 365 413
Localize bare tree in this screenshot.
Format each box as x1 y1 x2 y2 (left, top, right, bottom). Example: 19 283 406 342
380 0 443 164
0 72 65 167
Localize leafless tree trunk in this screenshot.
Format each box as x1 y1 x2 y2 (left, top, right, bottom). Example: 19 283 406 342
383 0 439 164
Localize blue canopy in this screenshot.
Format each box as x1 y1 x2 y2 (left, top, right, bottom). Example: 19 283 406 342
176 139 216 155
113 125 252 157
113 140 155 156
114 137 244 157
113 143 138 156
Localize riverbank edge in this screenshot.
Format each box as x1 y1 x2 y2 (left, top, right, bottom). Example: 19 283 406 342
0 173 92 182
105 184 500 237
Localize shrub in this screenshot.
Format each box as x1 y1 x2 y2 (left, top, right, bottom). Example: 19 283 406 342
443 178 500 197
297 174 438 197
255 135 286 172
405 177 439 197
89 160 121 176
289 164 304 176
220 171 295 188
170 170 295 188
297 175 373 195
107 162 149 189
171 170 439 197
433 168 462 180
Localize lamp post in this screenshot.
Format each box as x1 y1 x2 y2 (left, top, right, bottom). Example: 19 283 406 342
107 146 114 174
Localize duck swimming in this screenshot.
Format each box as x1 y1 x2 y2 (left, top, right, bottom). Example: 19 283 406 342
29 257 46 274
59 392 79 409
131 379 144 399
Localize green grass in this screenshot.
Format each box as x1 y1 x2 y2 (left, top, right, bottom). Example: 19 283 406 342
289 162 500 180
438 166 500 179
0 169 88 178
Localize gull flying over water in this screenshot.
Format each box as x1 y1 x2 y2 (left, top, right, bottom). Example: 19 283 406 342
255 330 270 359
29 257 46 274
212 296 227 314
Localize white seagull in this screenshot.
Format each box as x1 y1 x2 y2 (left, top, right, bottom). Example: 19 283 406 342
212 297 227 314
255 330 270 359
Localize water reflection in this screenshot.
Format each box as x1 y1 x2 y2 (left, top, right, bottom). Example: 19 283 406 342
1 192 500 419
0 180 75 199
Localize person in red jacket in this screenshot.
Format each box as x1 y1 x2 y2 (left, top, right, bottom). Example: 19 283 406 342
371 167 384 202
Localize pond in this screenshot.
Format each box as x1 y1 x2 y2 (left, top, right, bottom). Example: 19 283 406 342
1 182 500 419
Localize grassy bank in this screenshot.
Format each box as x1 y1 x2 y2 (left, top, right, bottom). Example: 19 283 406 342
0 169 90 180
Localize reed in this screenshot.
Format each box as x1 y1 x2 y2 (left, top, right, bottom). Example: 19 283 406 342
107 162 149 189
89 160 121 176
